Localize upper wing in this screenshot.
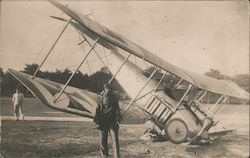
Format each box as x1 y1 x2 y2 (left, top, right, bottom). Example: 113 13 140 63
48 0 249 100
47 0 196 85
184 70 249 100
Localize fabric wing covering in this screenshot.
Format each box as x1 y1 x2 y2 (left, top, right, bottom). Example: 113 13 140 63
48 0 249 100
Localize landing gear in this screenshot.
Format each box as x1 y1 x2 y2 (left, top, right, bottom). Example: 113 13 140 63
165 118 188 144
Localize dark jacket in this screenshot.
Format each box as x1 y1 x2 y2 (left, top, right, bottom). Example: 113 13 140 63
94 93 121 130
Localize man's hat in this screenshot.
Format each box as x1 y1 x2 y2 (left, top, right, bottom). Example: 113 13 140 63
104 83 109 89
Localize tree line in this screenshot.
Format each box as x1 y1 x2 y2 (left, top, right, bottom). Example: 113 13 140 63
0 63 126 98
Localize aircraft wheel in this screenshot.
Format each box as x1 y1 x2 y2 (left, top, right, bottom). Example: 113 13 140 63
165 118 188 144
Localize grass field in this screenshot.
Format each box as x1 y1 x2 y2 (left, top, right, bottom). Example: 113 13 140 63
1 97 249 157
1 120 249 158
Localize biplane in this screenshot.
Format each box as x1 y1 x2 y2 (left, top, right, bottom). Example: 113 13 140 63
8 0 249 144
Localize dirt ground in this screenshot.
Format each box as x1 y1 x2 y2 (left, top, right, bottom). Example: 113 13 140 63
1 97 249 158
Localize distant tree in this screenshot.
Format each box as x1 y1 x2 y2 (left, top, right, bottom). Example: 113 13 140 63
88 70 112 93
88 67 128 98
2 72 19 96
53 69 63 83
22 63 39 75
70 71 90 90
43 70 52 80
61 68 72 83
232 74 250 92
0 67 3 76
0 67 4 83
0 67 4 95
100 66 110 74
22 63 44 78
204 69 230 80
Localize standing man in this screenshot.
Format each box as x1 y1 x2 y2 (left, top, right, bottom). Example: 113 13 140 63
12 87 24 121
94 83 121 158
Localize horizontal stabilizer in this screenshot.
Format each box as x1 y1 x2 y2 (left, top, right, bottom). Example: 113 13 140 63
209 128 235 137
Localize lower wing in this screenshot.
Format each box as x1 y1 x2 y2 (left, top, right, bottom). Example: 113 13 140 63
8 69 146 124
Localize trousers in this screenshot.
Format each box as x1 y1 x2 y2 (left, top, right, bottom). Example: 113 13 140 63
99 126 120 158
14 104 24 120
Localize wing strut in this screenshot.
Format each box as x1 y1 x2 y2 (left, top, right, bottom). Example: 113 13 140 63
100 53 131 96
215 95 225 105
221 96 229 104
107 54 131 85
54 37 99 102
172 78 183 90
174 84 192 112
242 99 248 105
154 71 167 92
133 71 167 102
212 95 228 114
77 35 92 74
134 89 155 102
189 89 203 105
33 18 72 78
194 100 215 119
197 90 207 102
131 70 168 102
193 90 204 101
122 67 159 116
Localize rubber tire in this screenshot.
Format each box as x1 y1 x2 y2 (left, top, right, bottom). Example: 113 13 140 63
165 118 188 144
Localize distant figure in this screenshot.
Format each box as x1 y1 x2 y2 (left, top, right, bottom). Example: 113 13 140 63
94 83 121 158
12 88 24 121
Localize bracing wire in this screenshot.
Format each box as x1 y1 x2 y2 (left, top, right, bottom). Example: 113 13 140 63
77 31 111 73
34 19 58 63
35 5 69 71
102 46 110 70
65 53 112 71
77 31 92 74
46 37 84 71
134 55 139 83
61 32 68 69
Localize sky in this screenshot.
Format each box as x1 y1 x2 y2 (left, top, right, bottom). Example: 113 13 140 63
0 0 249 76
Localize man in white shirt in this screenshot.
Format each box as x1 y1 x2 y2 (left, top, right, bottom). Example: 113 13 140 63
12 88 24 121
